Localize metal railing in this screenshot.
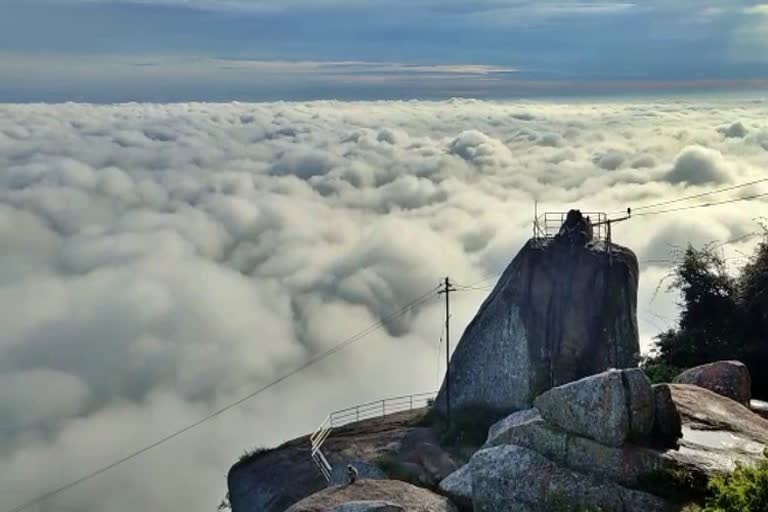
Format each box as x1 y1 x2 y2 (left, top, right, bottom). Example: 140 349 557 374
309 391 436 482
534 211 609 242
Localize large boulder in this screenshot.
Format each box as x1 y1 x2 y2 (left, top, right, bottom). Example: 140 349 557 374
435 238 639 413
285 480 458 512
533 369 653 447
484 407 666 488
470 445 670 512
670 384 768 450
437 464 472 510
673 361 752 405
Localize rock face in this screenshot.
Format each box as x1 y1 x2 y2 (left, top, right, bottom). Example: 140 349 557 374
674 360 752 405
437 463 472 510
285 479 458 512
435 238 639 413
441 371 768 512
533 369 653 447
470 445 669 512
228 410 433 512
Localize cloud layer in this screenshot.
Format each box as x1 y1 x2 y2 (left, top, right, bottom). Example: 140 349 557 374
1 97 768 512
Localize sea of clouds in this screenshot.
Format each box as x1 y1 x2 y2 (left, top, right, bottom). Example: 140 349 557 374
1 97 768 512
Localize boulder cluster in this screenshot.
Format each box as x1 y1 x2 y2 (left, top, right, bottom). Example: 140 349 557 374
440 368 688 512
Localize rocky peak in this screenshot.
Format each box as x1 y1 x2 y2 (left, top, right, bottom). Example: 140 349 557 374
435 235 639 414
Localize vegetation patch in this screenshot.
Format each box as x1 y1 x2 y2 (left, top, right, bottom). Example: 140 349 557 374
640 359 682 384
642 225 768 398
234 445 275 467
700 448 768 512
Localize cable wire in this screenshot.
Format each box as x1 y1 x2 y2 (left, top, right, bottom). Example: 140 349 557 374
623 177 768 214
633 191 768 218
4 285 441 512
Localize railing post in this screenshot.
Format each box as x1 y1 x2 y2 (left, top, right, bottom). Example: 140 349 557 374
410 395 413 410
356 406 359 422
382 400 385 416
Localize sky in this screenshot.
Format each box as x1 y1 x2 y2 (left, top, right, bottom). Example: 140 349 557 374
2 97 768 512
1 0 768 101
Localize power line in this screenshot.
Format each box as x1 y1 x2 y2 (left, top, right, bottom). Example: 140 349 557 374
4 285 441 512
622 177 768 214
633 191 768 218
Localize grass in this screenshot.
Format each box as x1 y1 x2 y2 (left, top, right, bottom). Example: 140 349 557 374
235 445 274 467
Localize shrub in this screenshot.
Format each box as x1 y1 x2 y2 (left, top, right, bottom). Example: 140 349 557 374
641 359 682 384
701 448 768 512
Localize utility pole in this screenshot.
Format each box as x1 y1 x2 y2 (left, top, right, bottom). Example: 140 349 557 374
438 277 456 424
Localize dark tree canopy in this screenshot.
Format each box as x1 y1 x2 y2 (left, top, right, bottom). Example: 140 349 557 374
645 228 768 399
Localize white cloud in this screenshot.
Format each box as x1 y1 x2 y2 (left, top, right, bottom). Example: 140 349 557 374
1 97 768 512
666 145 733 185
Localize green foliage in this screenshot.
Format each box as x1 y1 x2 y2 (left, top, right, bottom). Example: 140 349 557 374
640 357 682 384
647 227 768 398
701 449 768 512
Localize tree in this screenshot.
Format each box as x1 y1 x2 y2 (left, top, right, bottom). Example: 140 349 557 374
645 232 768 398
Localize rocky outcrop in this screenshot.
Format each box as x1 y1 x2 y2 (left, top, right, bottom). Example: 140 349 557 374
533 369 653 447
471 445 669 512
228 410 434 512
435 238 639 414
483 407 666 488
674 360 752 405
285 479 458 512
440 369 768 511
670 384 768 455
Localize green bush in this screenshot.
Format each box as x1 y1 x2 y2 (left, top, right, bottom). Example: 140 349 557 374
701 449 768 512
641 359 682 384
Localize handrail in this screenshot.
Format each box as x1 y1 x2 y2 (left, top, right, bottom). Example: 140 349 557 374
532 211 611 246
308 391 436 482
